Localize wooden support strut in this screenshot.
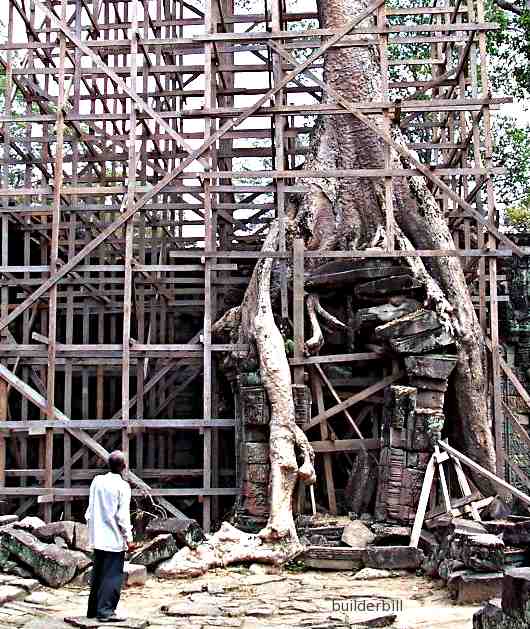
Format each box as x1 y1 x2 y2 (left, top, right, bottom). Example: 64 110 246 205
0 363 187 519
0 0 386 335
266 39 525 258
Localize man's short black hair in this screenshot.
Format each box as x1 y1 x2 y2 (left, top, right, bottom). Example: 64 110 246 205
108 450 126 474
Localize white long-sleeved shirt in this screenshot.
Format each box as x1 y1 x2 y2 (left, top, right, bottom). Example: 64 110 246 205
85 472 133 552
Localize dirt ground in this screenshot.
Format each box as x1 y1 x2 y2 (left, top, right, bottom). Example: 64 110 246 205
0 568 481 629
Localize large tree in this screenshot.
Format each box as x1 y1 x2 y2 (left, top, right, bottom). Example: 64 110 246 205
215 0 499 542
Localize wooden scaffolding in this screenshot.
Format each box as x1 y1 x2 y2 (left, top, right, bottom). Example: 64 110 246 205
0 0 528 531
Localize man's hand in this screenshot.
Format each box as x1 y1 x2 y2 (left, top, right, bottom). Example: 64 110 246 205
127 541 138 553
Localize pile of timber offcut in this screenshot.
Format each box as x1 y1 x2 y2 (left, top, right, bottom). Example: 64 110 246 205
0 514 204 588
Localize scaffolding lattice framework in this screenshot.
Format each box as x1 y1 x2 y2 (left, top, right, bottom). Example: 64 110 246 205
0 0 527 530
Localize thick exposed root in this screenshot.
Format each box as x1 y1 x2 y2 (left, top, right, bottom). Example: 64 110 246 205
306 293 347 355
253 223 315 542
155 522 303 579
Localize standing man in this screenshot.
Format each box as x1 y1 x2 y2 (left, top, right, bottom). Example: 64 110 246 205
85 450 134 623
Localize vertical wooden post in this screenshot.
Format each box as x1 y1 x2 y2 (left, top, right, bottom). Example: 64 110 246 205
311 373 337 513
377 2 394 251
293 238 305 512
271 0 289 319
0 1 14 496
44 0 68 521
476 0 504 477
293 239 305 387
122 0 139 466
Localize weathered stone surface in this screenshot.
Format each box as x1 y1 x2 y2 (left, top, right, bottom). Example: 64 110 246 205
241 443 269 465
34 521 75 546
370 524 411 546
129 534 178 567
364 546 424 571
0 543 11 569
0 585 24 605
145 517 206 549
375 447 417 522
73 522 90 553
473 602 528 629
124 562 147 586
403 354 458 382
459 533 504 573
25 591 54 605
354 274 422 299
483 519 530 546
502 567 530 621
448 571 504 604
0 528 83 587
450 518 488 536
341 521 375 548
24 621 71 629
64 617 149 628
306 260 410 290
352 568 394 580
344 450 378 515
356 300 421 329
8 576 40 591
4 561 34 578
164 602 224 616
375 310 454 354
248 563 282 576
15 517 46 532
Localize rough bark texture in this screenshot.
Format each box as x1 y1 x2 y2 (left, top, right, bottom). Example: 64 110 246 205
293 0 496 491
209 0 497 554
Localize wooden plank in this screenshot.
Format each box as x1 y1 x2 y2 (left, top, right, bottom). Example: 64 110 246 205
290 352 385 365
293 238 305 387
310 438 379 453
438 441 530 507
311 373 337 513
410 454 436 547
304 372 403 431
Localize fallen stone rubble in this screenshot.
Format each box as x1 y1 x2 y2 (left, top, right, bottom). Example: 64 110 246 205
473 567 530 628
297 516 424 572
420 515 530 604
0 514 203 589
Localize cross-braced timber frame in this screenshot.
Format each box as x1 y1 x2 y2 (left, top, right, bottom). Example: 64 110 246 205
1 0 529 530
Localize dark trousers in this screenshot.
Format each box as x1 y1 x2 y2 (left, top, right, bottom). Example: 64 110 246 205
87 549 125 619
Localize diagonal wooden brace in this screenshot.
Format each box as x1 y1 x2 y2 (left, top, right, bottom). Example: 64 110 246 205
267 39 525 257
0 0 385 334
0 363 187 519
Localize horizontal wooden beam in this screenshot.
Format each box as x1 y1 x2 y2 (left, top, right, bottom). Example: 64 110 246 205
310 438 380 453
0 419 235 430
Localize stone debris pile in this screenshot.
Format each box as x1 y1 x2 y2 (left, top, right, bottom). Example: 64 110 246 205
473 567 530 628
421 515 530 604
0 514 204 589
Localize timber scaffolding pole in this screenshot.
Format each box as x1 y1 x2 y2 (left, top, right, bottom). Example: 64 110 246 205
0 0 528 528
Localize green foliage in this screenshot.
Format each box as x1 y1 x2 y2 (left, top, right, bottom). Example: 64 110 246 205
493 116 530 208
505 196 530 232
486 0 530 98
